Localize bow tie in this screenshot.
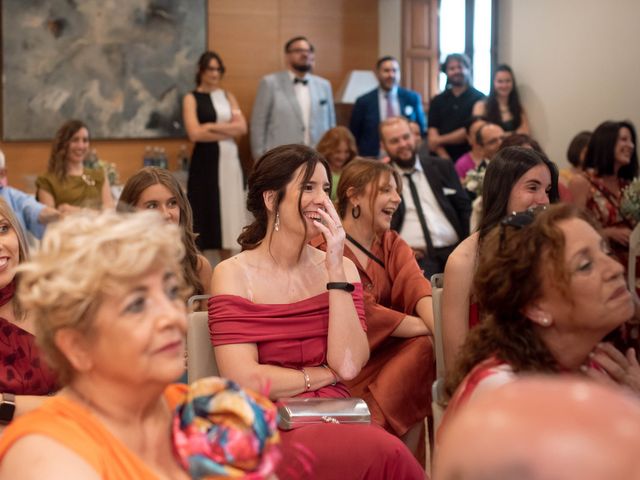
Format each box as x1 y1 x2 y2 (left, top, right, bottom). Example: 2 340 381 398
293 77 308 85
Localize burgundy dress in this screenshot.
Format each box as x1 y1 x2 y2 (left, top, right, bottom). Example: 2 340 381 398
0 317 57 395
209 284 426 480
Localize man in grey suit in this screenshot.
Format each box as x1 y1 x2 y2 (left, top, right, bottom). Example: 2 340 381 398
250 36 336 160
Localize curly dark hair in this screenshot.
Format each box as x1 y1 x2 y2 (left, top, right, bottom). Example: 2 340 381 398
446 204 601 397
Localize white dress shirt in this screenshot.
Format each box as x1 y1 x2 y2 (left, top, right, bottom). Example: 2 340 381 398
289 71 311 145
397 157 459 249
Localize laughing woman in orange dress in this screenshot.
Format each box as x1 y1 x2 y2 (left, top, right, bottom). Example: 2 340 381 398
316 158 434 455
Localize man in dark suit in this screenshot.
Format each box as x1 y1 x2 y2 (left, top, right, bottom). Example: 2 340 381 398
381 117 470 278
349 56 426 158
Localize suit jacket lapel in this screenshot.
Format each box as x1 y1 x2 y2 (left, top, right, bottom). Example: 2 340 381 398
421 159 459 230
278 71 304 125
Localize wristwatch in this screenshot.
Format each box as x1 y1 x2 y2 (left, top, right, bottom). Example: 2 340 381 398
326 282 355 293
0 392 16 425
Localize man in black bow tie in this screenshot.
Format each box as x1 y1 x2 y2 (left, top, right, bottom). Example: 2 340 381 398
250 36 336 160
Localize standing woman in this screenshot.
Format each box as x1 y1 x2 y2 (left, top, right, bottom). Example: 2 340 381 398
36 120 113 211
0 198 57 430
569 120 638 267
117 167 212 295
182 51 247 258
472 65 530 135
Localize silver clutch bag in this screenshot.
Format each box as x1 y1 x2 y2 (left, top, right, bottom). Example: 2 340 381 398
277 397 371 430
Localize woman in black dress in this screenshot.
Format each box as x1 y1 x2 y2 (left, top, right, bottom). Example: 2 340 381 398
182 51 247 258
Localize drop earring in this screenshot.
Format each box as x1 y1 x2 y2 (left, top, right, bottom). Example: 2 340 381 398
274 212 280 232
352 205 361 219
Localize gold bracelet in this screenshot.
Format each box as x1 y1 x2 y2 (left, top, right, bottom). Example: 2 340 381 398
322 364 338 386
301 367 311 391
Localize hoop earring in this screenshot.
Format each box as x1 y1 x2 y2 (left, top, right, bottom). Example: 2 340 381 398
351 205 361 219
274 212 280 232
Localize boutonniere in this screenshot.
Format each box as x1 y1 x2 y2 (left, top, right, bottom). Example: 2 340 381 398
404 105 414 116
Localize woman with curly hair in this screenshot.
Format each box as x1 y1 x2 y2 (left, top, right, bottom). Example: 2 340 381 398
472 64 530 134
36 120 113 211
117 167 211 295
442 204 639 428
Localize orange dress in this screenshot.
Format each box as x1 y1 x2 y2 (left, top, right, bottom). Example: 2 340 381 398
0 384 187 479
315 231 435 437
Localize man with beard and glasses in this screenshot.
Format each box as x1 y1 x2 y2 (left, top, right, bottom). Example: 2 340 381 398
250 36 336 160
349 56 426 158
382 117 470 278
428 53 485 162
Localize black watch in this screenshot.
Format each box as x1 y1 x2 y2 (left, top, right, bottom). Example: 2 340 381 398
326 282 355 292
0 392 16 425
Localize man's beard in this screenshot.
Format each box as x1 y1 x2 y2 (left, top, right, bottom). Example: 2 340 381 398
448 73 469 87
292 63 312 74
389 148 417 170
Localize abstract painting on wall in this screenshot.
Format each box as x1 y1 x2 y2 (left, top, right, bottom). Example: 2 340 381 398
2 1 206 140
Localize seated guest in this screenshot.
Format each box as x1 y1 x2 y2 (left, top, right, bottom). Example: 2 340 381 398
381 117 471 278
314 158 434 456
0 210 279 478
0 198 57 430
569 121 637 268
472 64 531 134
443 204 639 424
456 120 504 182
209 145 426 479
455 116 487 180
442 147 557 374
36 120 113 211
0 150 60 239
436 377 640 479
117 167 212 295
316 126 358 200
349 56 426 158
559 130 591 188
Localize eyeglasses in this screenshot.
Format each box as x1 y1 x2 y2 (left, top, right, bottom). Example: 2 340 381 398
499 205 548 249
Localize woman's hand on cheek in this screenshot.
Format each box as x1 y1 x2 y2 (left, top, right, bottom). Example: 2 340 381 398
313 196 346 273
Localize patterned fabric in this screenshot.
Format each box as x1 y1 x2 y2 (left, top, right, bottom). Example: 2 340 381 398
172 377 281 479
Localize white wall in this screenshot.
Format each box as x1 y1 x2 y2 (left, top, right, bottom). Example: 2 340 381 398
378 0 402 60
498 0 640 167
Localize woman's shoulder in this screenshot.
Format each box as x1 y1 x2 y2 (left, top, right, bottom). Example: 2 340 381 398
446 233 479 272
211 253 250 297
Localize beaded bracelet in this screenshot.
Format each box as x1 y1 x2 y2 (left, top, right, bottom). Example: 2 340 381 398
301 367 311 392
322 364 338 386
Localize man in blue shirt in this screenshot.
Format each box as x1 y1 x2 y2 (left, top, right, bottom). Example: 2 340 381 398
0 150 60 239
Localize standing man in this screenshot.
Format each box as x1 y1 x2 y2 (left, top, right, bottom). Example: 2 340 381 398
250 36 336 160
381 117 470 278
349 56 426 158
428 53 485 162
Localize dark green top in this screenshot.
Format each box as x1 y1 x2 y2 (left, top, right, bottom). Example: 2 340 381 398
36 169 105 209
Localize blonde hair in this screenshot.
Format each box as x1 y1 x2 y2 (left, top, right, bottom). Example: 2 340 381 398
17 210 187 384
0 197 30 319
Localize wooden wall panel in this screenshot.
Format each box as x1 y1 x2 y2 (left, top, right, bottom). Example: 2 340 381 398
2 0 378 191
402 0 439 110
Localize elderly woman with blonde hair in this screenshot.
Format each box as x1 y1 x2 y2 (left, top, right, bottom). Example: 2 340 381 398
0 210 279 479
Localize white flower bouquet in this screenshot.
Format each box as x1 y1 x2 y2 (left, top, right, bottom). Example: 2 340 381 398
620 178 640 222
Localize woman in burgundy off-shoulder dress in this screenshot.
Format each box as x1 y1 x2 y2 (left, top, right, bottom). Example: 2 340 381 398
0 199 57 429
208 145 426 480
